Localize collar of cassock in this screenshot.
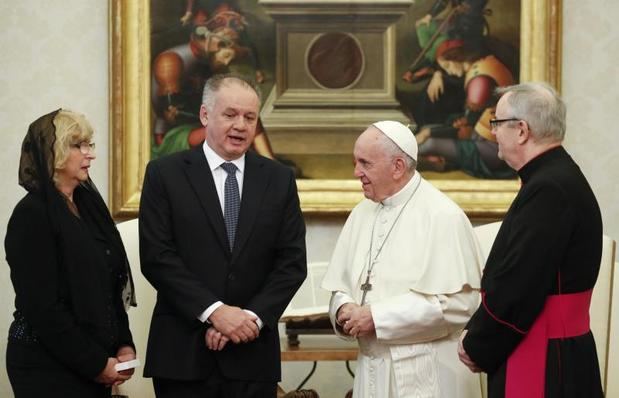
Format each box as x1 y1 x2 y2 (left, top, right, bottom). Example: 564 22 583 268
381 172 420 208
518 145 566 184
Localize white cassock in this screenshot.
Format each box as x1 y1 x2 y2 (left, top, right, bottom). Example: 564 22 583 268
322 172 483 398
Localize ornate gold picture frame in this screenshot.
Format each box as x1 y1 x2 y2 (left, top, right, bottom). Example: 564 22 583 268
109 0 561 219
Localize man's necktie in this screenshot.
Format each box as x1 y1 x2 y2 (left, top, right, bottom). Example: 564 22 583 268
221 162 240 251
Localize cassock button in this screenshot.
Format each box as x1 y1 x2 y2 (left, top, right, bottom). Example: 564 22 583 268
105 249 111 255
228 273 235 281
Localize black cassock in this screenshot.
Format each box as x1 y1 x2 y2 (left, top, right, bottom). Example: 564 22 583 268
463 146 604 398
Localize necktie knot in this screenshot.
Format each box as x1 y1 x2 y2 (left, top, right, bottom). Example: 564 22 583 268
221 162 237 175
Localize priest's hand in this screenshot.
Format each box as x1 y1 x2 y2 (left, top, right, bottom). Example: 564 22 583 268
209 304 259 344
458 330 482 373
343 305 375 338
205 326 230 351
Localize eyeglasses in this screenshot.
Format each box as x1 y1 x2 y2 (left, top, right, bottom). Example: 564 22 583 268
489 118 520 130
71 142 96 155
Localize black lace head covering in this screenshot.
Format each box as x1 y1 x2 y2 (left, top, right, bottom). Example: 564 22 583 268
18 110 136 327
19 110 58 195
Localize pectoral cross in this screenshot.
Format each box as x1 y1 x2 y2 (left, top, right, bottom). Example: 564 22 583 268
360 272 372 305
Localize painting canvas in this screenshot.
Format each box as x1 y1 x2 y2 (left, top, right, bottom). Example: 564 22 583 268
149 0 277 161
109 0 561 217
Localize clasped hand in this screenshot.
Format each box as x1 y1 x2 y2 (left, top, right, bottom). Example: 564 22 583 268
205 304 259 350
458 330 482 373
337 303 375 338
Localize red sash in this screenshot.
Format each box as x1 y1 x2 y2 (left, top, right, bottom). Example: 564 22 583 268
505 290 592 398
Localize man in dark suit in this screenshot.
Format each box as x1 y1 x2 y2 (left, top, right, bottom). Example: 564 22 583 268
139 74 307 397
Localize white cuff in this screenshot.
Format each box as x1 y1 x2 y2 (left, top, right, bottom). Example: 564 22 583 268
329 291 356 340
198 301 223 323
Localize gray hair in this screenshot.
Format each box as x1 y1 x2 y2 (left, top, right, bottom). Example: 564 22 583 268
496 82 566 142
201 73 262 111
379 133 417 172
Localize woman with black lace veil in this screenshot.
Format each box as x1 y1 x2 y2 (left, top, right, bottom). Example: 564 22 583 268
5 109 137 397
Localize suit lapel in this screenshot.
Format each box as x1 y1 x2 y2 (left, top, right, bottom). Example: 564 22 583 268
183 147 229 253
232 152 270 261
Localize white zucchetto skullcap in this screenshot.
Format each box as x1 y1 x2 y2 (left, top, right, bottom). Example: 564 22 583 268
372 120 418 161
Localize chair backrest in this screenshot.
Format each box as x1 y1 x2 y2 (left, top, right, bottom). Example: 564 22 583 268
608 254 619 396
595 236 617 395
114 218 156 398
473 222 502 262
472 221 617 395
472 222 501 398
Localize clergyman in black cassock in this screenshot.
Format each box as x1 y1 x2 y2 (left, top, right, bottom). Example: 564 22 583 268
458 82 604 398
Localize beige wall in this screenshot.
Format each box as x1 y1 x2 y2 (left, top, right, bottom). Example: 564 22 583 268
561 0 619 241
0 0 617 396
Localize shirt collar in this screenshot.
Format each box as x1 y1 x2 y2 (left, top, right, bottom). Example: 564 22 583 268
381 172 420 207
203 140 245 174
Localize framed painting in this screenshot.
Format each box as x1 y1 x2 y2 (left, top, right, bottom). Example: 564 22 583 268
109 0 561 219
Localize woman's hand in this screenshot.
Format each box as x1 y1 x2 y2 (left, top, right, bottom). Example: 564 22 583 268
114 345 137 385
94 358 123 386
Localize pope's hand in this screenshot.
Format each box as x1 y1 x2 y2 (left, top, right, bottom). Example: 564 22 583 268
342 305 375 338
336 303 358 327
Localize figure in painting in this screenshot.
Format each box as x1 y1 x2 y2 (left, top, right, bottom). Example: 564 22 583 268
151 0 274 160
400 0 517 178
402 0 489 85
415 40 516 178
179 0 265 83
402 0 489 111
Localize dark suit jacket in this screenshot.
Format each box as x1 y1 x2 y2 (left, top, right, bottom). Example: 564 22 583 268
139 147 307 382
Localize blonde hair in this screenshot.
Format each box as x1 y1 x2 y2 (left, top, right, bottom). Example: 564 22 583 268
52 110 94 179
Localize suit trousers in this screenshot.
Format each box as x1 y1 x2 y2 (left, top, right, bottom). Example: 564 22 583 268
153 368 277 398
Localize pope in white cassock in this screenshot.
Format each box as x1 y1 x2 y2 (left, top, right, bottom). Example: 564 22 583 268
322 121 484 397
